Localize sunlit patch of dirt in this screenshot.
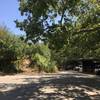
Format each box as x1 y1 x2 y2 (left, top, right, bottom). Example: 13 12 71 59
39 86 58 93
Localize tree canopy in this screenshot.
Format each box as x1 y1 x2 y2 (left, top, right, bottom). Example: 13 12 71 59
16 0 100 42
15 0 100 62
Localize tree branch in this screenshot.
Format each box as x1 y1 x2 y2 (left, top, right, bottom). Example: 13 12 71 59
60 0 66 25
77 26 100 33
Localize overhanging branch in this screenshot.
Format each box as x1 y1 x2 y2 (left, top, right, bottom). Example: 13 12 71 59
76 26 100 33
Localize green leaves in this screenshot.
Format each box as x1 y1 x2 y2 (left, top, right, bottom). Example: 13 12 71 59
15 0 100 66
16 0 81 42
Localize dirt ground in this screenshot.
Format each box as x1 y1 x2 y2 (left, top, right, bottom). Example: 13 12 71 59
0 71 100 100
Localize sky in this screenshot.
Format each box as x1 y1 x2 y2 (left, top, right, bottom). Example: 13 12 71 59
0 0 24 35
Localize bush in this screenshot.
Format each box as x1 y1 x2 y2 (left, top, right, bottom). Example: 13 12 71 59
0 26 18 73
33 53 57 72
0 41 17 73
0 26 58 73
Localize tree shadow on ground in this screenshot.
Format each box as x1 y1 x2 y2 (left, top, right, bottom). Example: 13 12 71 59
0 72 100 100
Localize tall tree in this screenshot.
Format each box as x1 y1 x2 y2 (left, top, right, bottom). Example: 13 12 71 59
16 0 100 60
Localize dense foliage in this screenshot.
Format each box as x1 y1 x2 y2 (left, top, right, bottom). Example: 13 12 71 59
0 26 18 72
32 44 57 72
15 0 100 66
0 26 57 73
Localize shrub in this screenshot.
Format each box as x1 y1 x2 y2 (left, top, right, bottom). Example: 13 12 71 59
0 26 58 73
33 53 57 72
0 40 17 73
0 26 18 73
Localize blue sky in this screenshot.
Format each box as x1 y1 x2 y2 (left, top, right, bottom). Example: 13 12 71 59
0 0 24 35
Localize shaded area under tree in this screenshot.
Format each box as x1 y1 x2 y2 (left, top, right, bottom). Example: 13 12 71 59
0 71 100 100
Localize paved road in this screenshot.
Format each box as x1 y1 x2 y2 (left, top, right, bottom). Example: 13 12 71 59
0 71 100 100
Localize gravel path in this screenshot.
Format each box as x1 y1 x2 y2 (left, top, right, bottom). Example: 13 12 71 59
0 71 100 100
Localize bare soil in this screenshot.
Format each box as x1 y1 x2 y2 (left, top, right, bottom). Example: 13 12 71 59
0 71 100 100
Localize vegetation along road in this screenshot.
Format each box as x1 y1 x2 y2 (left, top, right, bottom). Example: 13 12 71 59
0 71 100 100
